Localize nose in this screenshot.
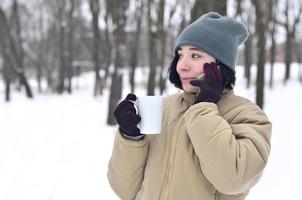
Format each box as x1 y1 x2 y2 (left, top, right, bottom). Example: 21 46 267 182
177 56 190 71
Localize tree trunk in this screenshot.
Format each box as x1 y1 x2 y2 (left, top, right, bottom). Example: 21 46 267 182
147 35 157 95
269 21 276 88
12 0 33 98
12 0 25 92
129 0 143 93
284 31 292 83
294 40 302 82
67 0 75 94
3 58 11 102
5 78 11 102
157 0 167 95
235 0 242 16
107 71 122 125
36 0 44 93
103 5 112 89
57 0 66 94
0 7 10 101
90 0 103 96
253 0 269 109
282 0 302 84
147 0 156 95
190 0 209 22
37 41 43 92
20 73 34 98
107 42 123 125
244 34 252 89
0 5 33 98
106 0 128 125
213 0 227 15
191 0 226 23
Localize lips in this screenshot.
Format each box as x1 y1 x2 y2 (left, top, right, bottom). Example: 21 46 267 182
180 77 195 82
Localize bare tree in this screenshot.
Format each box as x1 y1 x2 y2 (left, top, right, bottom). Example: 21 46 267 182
66 0 77 94
57 0 67 94
11 0 25 91
102 3 113 88
295 41 302 83
235 0 254 89
244 28 253 89
35 0 44 93
147 0 176 95
279 0 302 84
0 2 33 99
268 0 278 88
2 58 12 101
129 0 144 93
252 0 270 108
107 0 129 125
89 0 103 96
191 0 226 23
147 0 157 95
213 0 227 15
157 0 167 94
0 9 12 101
191 0 210 22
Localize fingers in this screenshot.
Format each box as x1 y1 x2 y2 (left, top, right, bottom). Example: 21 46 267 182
204 62 216 79
114 100 136 119
190 80 208 92
189 79 202 87
123 102 136 113
211 63 222 81
125 111 141 124
203 62 221 82
125 93 137 101
116 100 136 114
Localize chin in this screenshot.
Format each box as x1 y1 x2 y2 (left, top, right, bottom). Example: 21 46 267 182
183 86 198 93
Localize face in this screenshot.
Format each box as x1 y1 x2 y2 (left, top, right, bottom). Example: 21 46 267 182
176 45 215 93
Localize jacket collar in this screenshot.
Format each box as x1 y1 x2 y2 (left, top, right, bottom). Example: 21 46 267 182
180 89 234 107
181 92 197 107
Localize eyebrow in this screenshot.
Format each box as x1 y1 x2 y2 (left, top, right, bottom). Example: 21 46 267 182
178 47 203 52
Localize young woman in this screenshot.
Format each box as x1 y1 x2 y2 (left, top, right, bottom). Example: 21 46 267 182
108 12 272 200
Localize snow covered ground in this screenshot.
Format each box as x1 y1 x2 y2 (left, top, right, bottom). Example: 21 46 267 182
0 63 302 200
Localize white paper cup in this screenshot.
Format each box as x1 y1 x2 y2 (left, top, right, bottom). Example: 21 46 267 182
137 96 163 134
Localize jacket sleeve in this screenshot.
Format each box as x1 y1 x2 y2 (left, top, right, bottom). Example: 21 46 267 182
183 102 271 194
107 130 148 200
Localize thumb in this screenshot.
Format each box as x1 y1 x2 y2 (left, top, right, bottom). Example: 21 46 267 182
189 79 203 87
125 93 137 101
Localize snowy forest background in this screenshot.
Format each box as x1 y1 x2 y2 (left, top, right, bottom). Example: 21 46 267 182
1 0 302 199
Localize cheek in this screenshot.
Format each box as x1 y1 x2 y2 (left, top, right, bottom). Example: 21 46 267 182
193 58 215 74
192 62 205 74
196 65 204 74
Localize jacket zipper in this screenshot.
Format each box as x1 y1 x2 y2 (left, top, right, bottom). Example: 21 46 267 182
160 119 181 200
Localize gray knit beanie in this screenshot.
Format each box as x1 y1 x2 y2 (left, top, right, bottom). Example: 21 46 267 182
173 12 249 73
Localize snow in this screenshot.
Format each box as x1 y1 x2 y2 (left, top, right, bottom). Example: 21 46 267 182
1 63 302 200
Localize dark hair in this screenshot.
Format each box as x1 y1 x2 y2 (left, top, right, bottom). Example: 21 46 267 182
168 54 183 89
168 56 236 90
217 60 236 90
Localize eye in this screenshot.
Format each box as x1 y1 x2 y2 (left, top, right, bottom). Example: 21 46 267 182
192 53 201 59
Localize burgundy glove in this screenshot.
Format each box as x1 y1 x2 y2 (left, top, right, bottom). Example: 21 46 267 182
190 62 223 104
114 93 143 138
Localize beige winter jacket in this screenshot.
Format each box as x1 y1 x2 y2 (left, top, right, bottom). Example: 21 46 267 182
107 90 272 200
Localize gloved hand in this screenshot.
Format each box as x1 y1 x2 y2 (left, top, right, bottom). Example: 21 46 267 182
190 62 223 104
114 93 143 138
